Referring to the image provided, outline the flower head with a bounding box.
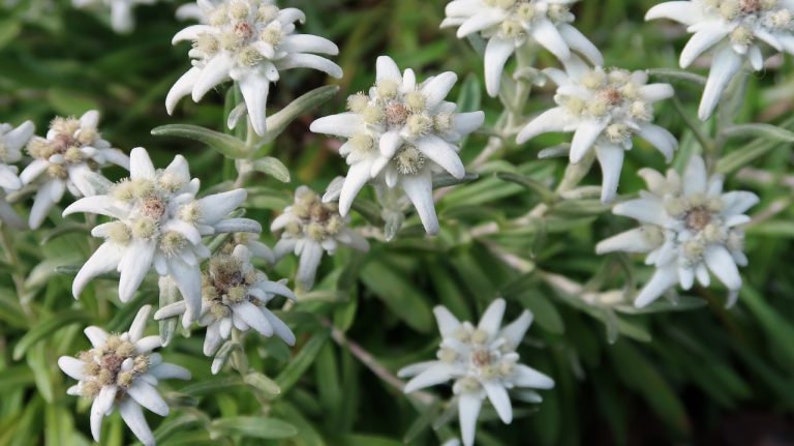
[19,110,129,229]
[516,57,677,202]
[271,185,369,290]
[310,56,484,234]
[398,298,554,446]
[63,147,260,325]
[441,0,602,96]
[596,155,758,308]
[72,0,158,33]
[154,243,295,362]
[646,0,794,120]
[0,120,35,227]
[58,305,191,446]
[166,0,342,136]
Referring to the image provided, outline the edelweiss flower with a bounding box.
[441,0,602,96]
[398,298,554,446]
[19,110,129,229]
[58,305,191,446]
[271,186,369,290]
[646,0,794,120]
[154,243,295,361]
[0,120,35,228]
[516,57,677,202]
[166,0,342,136]
[596,155,758,307]
[63,147,260,324]
[310,56,484,234]
[72,0,157,33]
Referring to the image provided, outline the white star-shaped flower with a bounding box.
[516,56,678,202]
[441,0,602,96]
[154,243,296,364]
[596,155,758,307]
[63,147,261,325]
[72,0,158,33]
[0,120,35,228]
[646,0,794,120]
[58,305,191,446]
[399,298,554,446]
[19,110,129,229]
[166,0,342,136]
[310,56,484,234]
[271,185,369,290]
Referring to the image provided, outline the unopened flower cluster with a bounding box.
[597,155,758,308]
[399,299,554,446]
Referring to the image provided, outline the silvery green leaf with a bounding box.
[252,157,290,182]
[259,85,339,146]
[151,124,249,159]
[209,416,297,440]
[244,372,281,397]
[646,68,706,85]
[722,123,794,143]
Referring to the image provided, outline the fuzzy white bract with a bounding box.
[310,56,484,234]
[58,305,190,446]
[441,0,602,96]
[63,147,261,325]
[154,243,295,363]
[646,0,794,120]
[72,0,157,33]
[596,155,758,308]
[0,120,35,228]
[271,186,369,290]
[398,298,554,446]
[516,57,678,202]
[166,0,342,136]
[19,110,129,229]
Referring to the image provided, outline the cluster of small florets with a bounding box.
[559,67,655,146]
[202,252,261,307]
[480,0,574,39]
[280,187,345,242]
[26,116,107,180]
[705,0,793,45]
[193,0,285,67]
[75,334,151,398]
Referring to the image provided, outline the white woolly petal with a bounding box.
[58,356,87,380]
[280,34,339,55]
[645,1,701,25]
[721,191,759,215]
[433,306,461,337]
[135,336,162,353]
[397,360,438,378]
[19,158,48,185]
[91,386,117,442]
[310,113,362,138]
[262,309,296,345]
[453,111,485,136]
[149,362,191,380]
[680,26,728,68]
[704,244,742,290]
[456,9,504,37]
[516,107,570,144]
[238,71,271,136]
[613,198,668,226]
[639,83,675,102]
[403,364,458,393]
[635,266,679,308]
[477,298,505,335]
[127,381,168,416]
[379,130,403,158]
[129,305,152,342]
[118,241,156,302]
[72,241,125,297]
[483,37,515,97]
[595,143,625,203]
[84,326,109,348]
[531,19,570,61]
[278,54,343,78]
[679,265,695,290]
[29,180,64,229]
[596,228,659,254]
[637,123,677,162]
[166,67,202,114]
[696,263,711,287]
[129,147,156,180]
[198,189,247,224]
[499,310,533,348]
[339,161,371,216]
[235,301,275,337]
[119,399,155,446]
[458,393,483,446]
[168,258,203,327]
[699,47,742,120]
[400,171,438,235]
[483,381,512,424]
[192,53,232,101]
[415,135,465,179]
[683,155,707,196]
[421,71,457,108]
[570,120,606,163]
[297,241,324,289]
[153,301,186,320]
[376,55,401,82]
[558,23,603,65]
[512,364,555,389]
